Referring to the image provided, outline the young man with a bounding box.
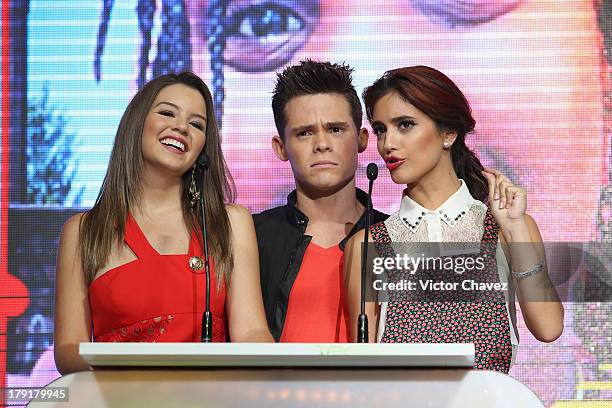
[254,60,387,342]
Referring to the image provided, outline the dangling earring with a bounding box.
[188,164,200,207]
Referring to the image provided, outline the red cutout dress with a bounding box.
[89,214,227,342]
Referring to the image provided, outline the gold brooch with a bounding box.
[189,256,204,271]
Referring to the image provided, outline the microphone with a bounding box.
[198,153,213,342]
[198,153,209,169]
[366,163,378,182]
[357,163,378,343]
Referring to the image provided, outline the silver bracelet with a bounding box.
[512,261,544,280]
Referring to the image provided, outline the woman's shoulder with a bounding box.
[224,203,251,219]
[224,204,255,231]
[61,212,87,239]
[351,228,366,242]
[58,212,91,262]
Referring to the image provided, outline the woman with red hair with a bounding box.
[344,66,564,372]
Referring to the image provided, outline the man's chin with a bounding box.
[297,175,355,197]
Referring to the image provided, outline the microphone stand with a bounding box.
[357,163,378,343]
[198,154,213,342]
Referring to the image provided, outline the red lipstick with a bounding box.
[385,156,405,171]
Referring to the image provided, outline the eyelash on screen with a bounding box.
[231,4,302,38]
[409,0,522,28]
[220,0,320,73]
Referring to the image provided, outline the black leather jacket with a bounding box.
[253,189,388,341]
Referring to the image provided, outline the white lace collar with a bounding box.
[399,179,476,232]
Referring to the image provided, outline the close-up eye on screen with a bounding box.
[221,0,319,72]
[1,0,610,406]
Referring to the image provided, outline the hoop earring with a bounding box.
[188,165,201,207]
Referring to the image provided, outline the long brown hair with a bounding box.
[363,66,488,202]
[80,72,235,286]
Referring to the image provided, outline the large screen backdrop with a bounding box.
[2,0,611,406]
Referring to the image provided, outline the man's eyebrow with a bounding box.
[153,101,207,122]
[324,121,350,128]
[291,124,314,134]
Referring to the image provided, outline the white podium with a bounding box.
[31,343,543,407]
[80,342,475,367]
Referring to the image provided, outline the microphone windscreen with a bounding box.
[198,153,210,169]
[366,163,378,181]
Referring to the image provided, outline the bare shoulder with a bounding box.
[225,204,253,223]
[60,212,86,245]
[350,229,366,244]
[224,204,255,236]
[57,213,87,285]
[345,229,372,254]
[64,212,85,231]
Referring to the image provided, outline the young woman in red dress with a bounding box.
[54,72,273,375]
[344,66,564,372]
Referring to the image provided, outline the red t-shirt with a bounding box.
[279,242,349,342]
